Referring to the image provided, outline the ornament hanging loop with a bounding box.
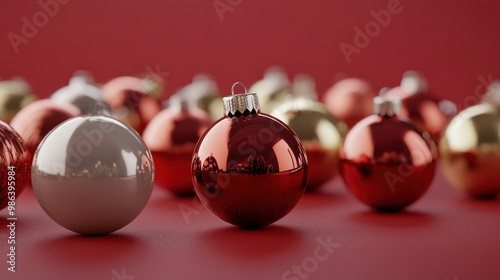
[231,82,248,96]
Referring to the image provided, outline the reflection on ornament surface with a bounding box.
[0,121,30,210]
[340,111,437,211]
[440,102,500,198]
[143,106,212,196]
[32,116,154,235]
[192,113,308,228]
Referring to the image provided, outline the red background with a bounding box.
[1,0,500,102]
[1,1,500,280]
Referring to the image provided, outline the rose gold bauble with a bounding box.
[323,78,375,128]
[143,97,212,196]
[10,100,80,163]
[102,76,162,133]
[340,96,437,212]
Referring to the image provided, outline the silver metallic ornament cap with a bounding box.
[373,96,400,117]
[223,82,260,120]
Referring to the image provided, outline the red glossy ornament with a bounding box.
[10,100,80,163]
[0,120,30,210]
[192,82,308,228]
[101,76,162,134]
[143,95,213,196]
[323,78,375,128]
[340,96,438,211]
[385,71,447,142]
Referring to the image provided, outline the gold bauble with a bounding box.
[440,99,500,198]
[272,97,347,191]
[0,79,36,123]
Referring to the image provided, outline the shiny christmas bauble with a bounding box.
[32,116,154,235]
[192,82,308,228]
[340,96,437,211]
[143,96,212,196]
[0,121,30,210]
[440,82,500,198]
[102,76,162,134]
[10,100,80,163]
[0,79,36,123]
[51,71,111,115]
[385,71,447,142]
[323,78,375,128]
[271,97,346,191]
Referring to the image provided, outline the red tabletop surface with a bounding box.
[1,165,499,280]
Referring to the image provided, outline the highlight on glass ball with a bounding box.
[271,83,346,192]
[340,93,438,212]
[0,121,30,210]
[143,92,213,196]
[31,115,155,235]
[440,81,500,199]
[192,82,308,228]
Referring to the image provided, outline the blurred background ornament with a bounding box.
[164,74,222,121]
[440,81,500,199]
[192,82,308,228]
[271,94,346,192]
[340,94,437,211]
[0,121,30,210]
[32,116,154,235]
[292,74,319,101]
[249,66,292,113]
[51,71,111,115]
[102,75,162,134]
[143,93,213,196]
[141,72,164,100]
[385,71,447,142]
[10,100,80,166]
[323,77,375,128]
[0,78,37,123]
